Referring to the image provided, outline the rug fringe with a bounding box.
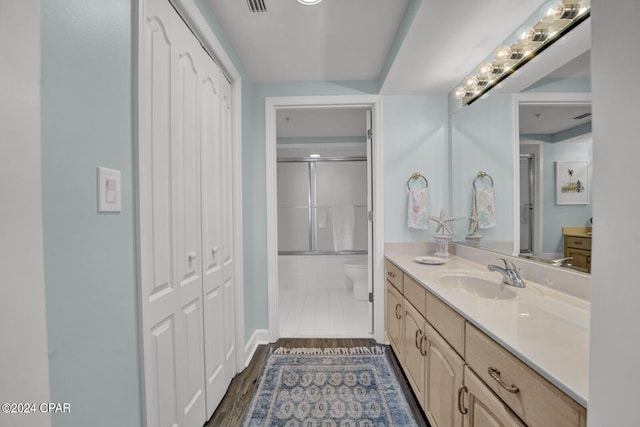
[273,346,385,355]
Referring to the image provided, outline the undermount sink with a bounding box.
[433,271,518,300]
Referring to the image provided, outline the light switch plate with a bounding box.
[98,167,122,212]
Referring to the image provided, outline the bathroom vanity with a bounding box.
[384,250,588,427]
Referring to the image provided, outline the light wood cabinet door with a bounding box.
[461,366,525,427]
[385,280,403,359]
[423,322,465,427]
[403,300,427,405]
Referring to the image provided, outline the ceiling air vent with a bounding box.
[246,0,267,13]
[573,113,592,120]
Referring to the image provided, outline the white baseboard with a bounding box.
[244,329,269,368]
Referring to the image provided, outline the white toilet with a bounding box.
[344,260,368,301]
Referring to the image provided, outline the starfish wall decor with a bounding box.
[429,208,455,235]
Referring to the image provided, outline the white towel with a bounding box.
[332,205,355,251]
[407,188,429,230]
[475,187,497,229]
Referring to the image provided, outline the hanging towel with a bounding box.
[407,188,429,230]
[332,205,355,251]
[317,207,328,229]
[468,193,479,234]
[475,187,497,229]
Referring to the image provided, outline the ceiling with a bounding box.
[207,0,410,83]
[205,0,592,137]
[204,0,551,94]
[519,104,591,135]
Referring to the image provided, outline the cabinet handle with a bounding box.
[415,329,423,350]
[395,303,401,320]
[419,335,428,356]
[387,271,395,278]
[488,367,520,393]
[457,385,468,415]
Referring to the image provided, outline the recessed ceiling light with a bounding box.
[309,154,321,158]
[297,0,322,5]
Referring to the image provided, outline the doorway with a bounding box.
[276,108,371,337]
[265,96,384,343]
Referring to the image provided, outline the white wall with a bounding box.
[0,1,52,426]
[588,1,640,425]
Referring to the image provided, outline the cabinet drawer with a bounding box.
[385,260,403,292]
[565,248,591,271]
[404,274,426,317]
[426,292,465,356]
[564,236,591,250]
[465,324,586,427]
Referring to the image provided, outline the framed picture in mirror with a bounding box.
[556,161,589,205]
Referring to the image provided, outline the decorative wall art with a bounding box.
[556,161,589,205]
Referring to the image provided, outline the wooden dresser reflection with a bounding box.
[563,226,592,273]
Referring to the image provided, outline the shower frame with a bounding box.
[277,155,367,255]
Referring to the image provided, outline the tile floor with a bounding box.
[279,288,372,338]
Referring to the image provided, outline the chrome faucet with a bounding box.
[487,258,525,288]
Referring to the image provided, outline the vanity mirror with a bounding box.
[450,15,592,274]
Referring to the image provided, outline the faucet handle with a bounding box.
[497,257,517,270]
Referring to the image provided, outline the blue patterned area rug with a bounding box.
[242,346,419,427]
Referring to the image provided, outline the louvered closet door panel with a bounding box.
[219,77,236,385]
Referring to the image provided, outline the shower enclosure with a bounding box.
[277,155,368,255]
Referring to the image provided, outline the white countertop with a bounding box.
[385,251,590,407]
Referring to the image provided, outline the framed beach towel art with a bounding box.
[556,161,589,205]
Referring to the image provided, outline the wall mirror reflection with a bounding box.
[451,17,592,274]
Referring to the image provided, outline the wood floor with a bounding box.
[206,338,430,427]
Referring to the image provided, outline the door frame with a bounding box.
[265,95,385,343]
[519,143,542,256]
[134,0,245,423]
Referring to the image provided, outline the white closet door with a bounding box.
[219,76,237,387]
[140,0,209,425]
[200,55,229,418]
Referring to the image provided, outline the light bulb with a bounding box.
[453,87,467,100]
[477,62,494,78]
[522,27,549,43]
[552,4,580,20]
[463,75,479,91]
[494,45,512,63]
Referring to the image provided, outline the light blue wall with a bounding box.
[41,1,141,426]
[383,95,449,241]
[451,94,515,243]
[541,138,593,253]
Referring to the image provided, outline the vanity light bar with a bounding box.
[453,1,590,106]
